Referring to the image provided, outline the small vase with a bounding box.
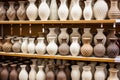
[81,38,93,57]
[28,38,35,54]
[0,2,6,21]
[21,37,28,53]
[29,65,36,80]
[36,66,45,80]
[10,64,18,80]
[58,0,68,20]
[0,37,3,51]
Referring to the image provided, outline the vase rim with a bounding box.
[109,38,118,40]
[71,65,79,69]
[109,68,119,72]
[20,64,26,67]
[96,66,104,69]
[83,66,91,70]
[37,37,45,40]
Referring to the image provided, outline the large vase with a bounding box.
[0,2,6,21]
[29,65,36,80]
[26,0,38,21]
[36,66,45,80]
[28,38,35,54]
[21,37,28,53]
[93,0,108,20]
[38,0,50,20]
[58,0,68,20]
[10,64,18,80]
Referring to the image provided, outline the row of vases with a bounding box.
[0,0,120,21]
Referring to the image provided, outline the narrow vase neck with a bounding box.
[84,28,91,33]
[85,1,91,7]
[41,0,46,2]
[49,28,55,34]
[60,0,67,4]
[9,2,14,8]
[61,28,67,33]
[38,38,44,43]
[72,28,79,33]
[97,29,104,34]
[19,1,25,7]
[111,0,118,8]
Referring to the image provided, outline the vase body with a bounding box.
[12,38,21,52]
[81,38,93,57]
[108,0,120,19]
[28,38,35,54]
[29,65,36,80]
[69,0,74,20]
[99,63,107,79]
[93,0,108,20]
[36,66,45,80]
[10,64,18,80]
[70,37,80,56]
[21,38,28,53]
[36,37,46,55]
[26,0,38,21]
[58,0,68,20]
[0,2,6,21]
[83,1,93,20]
[17,1,26,20]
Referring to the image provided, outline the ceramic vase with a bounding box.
[70,37,80,56]
[29,65,36,80]
[100,63,107,79]
[0,37,3,51]
[28,38,35,54]
[71,0,82,20]
[46,37,58,55]
[35,37,46,55]
[17,1,26,20]
[83,0,93,20]
[36,66,45,80]
[81,38,93,57]
[21,37,28,53]
[0,2,6,21]
[38,0,50,20]
[26,0,38,21]
[10,64,18,80]
[93,0,108,20]
[69,0,74,20]
[58,0,68,20]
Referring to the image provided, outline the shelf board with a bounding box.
[0,20,116,24]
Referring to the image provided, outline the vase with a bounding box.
[94,28,106,45]
[0,2,6,21]
[81,38,93,57]
[70,37,80,56]
[46,37,58,55]
[28,38,35,54]
[107,38,119,58]
[19,65,28,80]
[116,64,120,79]
[93,0,108,20]
[36,66,45,80]
[94,66,105,80]
[49,0,58,20]
[100,63,108,79]
[0,37,3,51]
[70,0,82,20]
[77,62,85,75]
[71,65,80,80]
[94,38,106,57]
[26,0,38,21]
[64,63,71,80]
[58,28,69,44]
[21,37,28,53]
[17,1,26,20]
[69,0,74,20]
[83,0,93,20]
[107,68,119,80]
[10,64,18,80]
[29,65,36,80]
[82,66,92,80]
[38,0,50,20]
[58,0,68,20]
[35,37,46,55]
[108,0,120,19]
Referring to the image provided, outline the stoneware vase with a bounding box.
[29,65,36,80]
[93,0,108,20]
[0,2,6,21]
[21,37,28,53]
[10,64,18,80]
[58,0,68,20]
[38,0,50,20]
[26,0,38,21]
[36,66,45,80]
[28,38,35,54]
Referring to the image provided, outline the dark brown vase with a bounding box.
[64,63,71,80]
[107,38,119,58]
[10,64,18,80]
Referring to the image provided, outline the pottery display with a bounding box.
[21,37,28,53]
[10,64,18,80]
[29,65,36,80]
[28,38,35,54]
[0,2,6,21]
[36,66,45,80]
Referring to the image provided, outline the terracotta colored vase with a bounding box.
[10,64,18,80]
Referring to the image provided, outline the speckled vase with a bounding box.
[0,2,6,21]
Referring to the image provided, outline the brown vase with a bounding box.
[10,64,18,80]
[64,63,71,80]
[0,37,3,51]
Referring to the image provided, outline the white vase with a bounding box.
[28,38,35,54]
[70,37,80,56]
[69,0,74,20]
[71,0,82,20]
[83,1,93,20]
[35,37,46,55]
[21,38,28,53]
[46,37,58,55]
[38,0,50,20]
[19,65,28,80]
[93,0,108,20]
[58,0,68,20]
[36,66,45,80]
[100,63,107,79]
[0,2,6,21]
[94,66,105,80]
[26,0,38,21]
[29,65,36,80]
[49,0,58,20]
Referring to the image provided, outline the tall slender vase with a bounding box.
[69,0,74,20]
[36,66,45,80]
[29,65,36,80]
[10,64,18,80]
[0,2,6,21]
[28,38,35,54]
[21,37,28,53]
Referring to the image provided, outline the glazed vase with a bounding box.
[19,65,28,80]
[71,65,80,80]
[59,38,69,55]
[70,37,80,56]
[94,28,106,45]
[36,66,45,80]
[35,37,46,55]
[0,37,3,51]
[17,1,26,20]
[49,0,58,20]
[10,64,18,80]
[7,1,16,20]
[69,0,74,20]
[46,37,58,55]
[29,65,36,80]
[107,38,119,58]
[93,0,108,20]
[28,38,35,54]
[108,0,120,19]
[38,0,50,20]
[81,38,93,57]
[58,0,68,20]
[26,0,38,21]
[64,63,71,80]
[71,0,82,20]
[21,38,28,53]
[0,2,6,21]
[83,0,93,20]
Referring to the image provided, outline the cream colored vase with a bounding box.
[28,38,35,54]
[21,38,28,53]
[29,65,36,80]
